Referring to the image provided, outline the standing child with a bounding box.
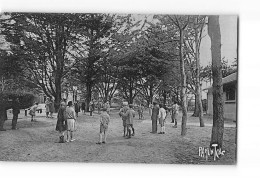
[158,104,167,134]
[29,103,38,122]
[65,101,77,142]
[96,108,110,144]
[119,102,129,137]
[45,97,50,118]
[171,101,179,128]
[122,104,135,138]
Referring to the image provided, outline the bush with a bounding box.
[0,91,35,110]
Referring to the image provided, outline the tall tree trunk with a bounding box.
[179,29,188,136]
[208,15,224,148]
[55,77,62,112]
[192,95,199,116]
[195,24,205,127]
[86,82,92,112]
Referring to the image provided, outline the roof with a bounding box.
[203,72,237,90]
[222,72,237,84]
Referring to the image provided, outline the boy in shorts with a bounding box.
[96,108,110,144]
[119,102,129,137]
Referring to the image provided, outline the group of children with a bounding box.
[55,100,179,144]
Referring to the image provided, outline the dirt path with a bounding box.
[0,109,236,164]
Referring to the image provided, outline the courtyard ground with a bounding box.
[0,109,237,164]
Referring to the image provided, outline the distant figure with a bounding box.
[137,104,144,120]
[49,98,55,118]
[74,101,79,117]
[45,97,50,118]
[119,102,129,137]
[171,101,179,128]
[96,108,110,144]
[151,101,159,133]
[29,103,38,122]
[97,101,101,114]
[158,104,167,134]
[122,104,135,138]
[149,103,153,116]
[56,102,67,143]
[89,100,94,116]
[11,98,20,130]
[65,101,76,142]
[104,101,110,115]
[81,101,86,115]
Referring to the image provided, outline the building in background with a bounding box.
[204,72,237,121]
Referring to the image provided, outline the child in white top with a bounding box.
[158,104,167,134]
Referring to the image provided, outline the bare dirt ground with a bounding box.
[0,109,236,164]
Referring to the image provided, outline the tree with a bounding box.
[184,16,206,126]
[71,14,114,109]
[166,15,190,136]
[208,15,224,148]
[0,91,35,130]
[1,13,86,111]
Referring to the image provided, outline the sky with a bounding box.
[200,15,238,67]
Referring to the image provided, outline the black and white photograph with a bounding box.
[0,0,259,178]
[0,12,237,164]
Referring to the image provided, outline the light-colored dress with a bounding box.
[66,107,76,131]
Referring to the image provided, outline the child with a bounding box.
[158,104,167,134]
[29,103,38,122]
[65,101,77,142]
[119,102,129,137]
[97,108,110,144]
[171,101,179,128]
[122,104,135,138]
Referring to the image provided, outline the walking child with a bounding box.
[96,108,110,144]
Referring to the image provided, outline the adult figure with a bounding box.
[55,102,67,143]
[81,101,86,115]
[151,101,159,133]
[45,97,50,118]
[171,101,179,128]
[65,101,77,142]
[11,98,20,130]
[75,101,79,117]
[119,102,129,137]
[49,98,55,118]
